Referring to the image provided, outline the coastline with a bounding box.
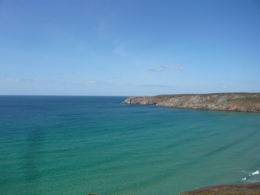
[123,93,260,113]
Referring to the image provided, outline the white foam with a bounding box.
[252,170,259,175]
[242,177,247,181]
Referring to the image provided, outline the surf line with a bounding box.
[242,169,260,181]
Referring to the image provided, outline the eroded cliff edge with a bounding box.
[123,93,260,113]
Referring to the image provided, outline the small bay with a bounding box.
[0,96,260,195]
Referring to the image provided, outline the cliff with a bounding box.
[179,182,260,195]
[123,93,260,113]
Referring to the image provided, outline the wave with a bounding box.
[252,170,260,175]
[242,169,260,181]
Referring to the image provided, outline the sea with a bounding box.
[0,96,260,195]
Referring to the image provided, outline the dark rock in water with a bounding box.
[122,93,260,113]
[180,182,260,195]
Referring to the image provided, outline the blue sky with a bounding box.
[0,0,260,96]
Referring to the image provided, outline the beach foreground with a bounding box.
[88,182,260,195]
[123,93,260,113]
[180,182,260,195]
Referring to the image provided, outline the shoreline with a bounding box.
[123,93,260,113]
[179,182,260,195]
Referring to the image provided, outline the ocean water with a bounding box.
[0,96,260,195]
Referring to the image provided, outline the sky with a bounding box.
[0,0,260,96]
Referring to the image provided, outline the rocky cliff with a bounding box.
[123,93,260,113]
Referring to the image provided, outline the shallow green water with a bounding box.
[0,96,259,195]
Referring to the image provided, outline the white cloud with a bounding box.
[22,78,56,83]
[167,65,184,69]
[72,80,97,85]
[139,84,176,88]
[148,67,164,72]
[106,76,120,80]
[2,78,20,82]
[148,64,184,72]
[0,77,57,84]
[24,78,43,83]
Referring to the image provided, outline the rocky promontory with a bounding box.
[123,93,260,113]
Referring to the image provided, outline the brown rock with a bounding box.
[180,182,260,195]
[123,93,260,113]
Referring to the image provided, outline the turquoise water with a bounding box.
[0,96,260,195]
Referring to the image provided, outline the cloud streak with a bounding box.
[1,77,56,84]
[3,78,20,82]
[71,80,97,85]
[167,65,184,69]
[1,76,101,86]
[148,67,164,72]
[1,77,65,85]
[138,84,177,88]
[148,65,184,72]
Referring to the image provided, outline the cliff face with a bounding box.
[123,93,260,113]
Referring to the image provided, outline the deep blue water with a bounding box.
[0,96,260,195]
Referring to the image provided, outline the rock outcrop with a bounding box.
[180,182,260,195]
[123,93,260,113]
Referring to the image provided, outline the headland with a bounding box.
[123,93,260,113]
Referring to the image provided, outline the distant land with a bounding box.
[123,93,260,113]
